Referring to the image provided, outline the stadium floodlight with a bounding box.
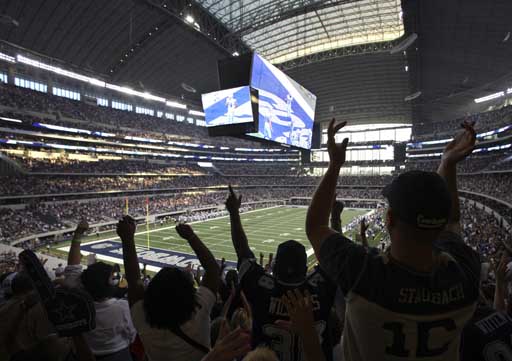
[105,83,166,102]
[17,55,106,87]
[15,52,191,112]
[185,15,195,24]
[165,100,187,109]
[0,52,15,63]
[189,110,205,117]
[474,91,504,104]
[507,88,512,94]
[197,162,213,167]
[232,51,240,57]
[0,116,22,123]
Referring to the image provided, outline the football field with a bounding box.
[56,206,371,270]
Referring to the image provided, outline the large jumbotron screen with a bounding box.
[201,86,254,127]
[249,53,317,149]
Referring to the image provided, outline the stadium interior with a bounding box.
[0,0,511,360]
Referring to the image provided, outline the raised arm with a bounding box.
[437,121,476,235]
[282,289,326,361]
[494,253,510,313]
[225,185,253,260]
[117,216,144,306]
[176,223,220,294]
[67,221,89,266]
[359,218,369,249]
[330,198,344,234]
[306,119,348,258]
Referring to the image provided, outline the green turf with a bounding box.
[52,206,371,264]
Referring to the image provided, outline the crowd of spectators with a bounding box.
[6,155,206,175]
[215,163,300,176]
[0,85,287,150]
[0,120,511,361]
[405,151,512,173]
[0,172,391,196]
[412,104,512,140]
[0,186,386,242]
[459,173,512,204]
[2,61,512,361]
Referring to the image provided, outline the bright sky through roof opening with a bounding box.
[195,0,404,63]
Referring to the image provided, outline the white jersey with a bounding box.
[319,231,480,361]
[226,97,236,112]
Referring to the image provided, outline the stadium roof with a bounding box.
[404,0,512,123]
[195,0,404,63]
[0,0,510,126]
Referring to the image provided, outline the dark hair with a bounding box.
[12,272,34,295]
[144,267,197,330]
[225,269,238,289]
[80,262,114,301]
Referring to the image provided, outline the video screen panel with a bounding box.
[201,86,254,127]
[249,53,317,149]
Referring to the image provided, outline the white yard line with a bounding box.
[59,206,371,263]
[59,206,285,262]
[78,205,284,246]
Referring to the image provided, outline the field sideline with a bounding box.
[55,206,371,269]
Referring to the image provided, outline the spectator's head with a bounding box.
[11,272,33,296]
[274,240,307,284]
[382,171,451,244]
[230,307,252,331]
[1,272,17,299]
[225,269,238,289]
[242,347,279,361]
[80,262,115,301]
[144,267,197,330]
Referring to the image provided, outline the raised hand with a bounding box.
[72,220,89,242]
[76,220,89,235]
[205,327,251,361]
[495,253,511,286]
[327,118,349,168]
[442,121,477,166]
[360,218,369,235]
[281,289,315,336]
[225,185,242,214]
[116,215,136,241]
[332,199,344,216]
[175,223,196,240]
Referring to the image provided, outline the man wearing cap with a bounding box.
[225,186,336,361]
[306,119,481,361]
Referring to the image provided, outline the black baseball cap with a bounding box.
[274,240,307,284]
[382,170,451,229]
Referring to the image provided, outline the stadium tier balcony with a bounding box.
[412,105,512,140]
[0,84,296,152]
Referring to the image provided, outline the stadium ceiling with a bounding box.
[404,0,512,123]
[0,0,242,103]
[287,51,411,125]
[1,0,510,127]
[195,0,404,64]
